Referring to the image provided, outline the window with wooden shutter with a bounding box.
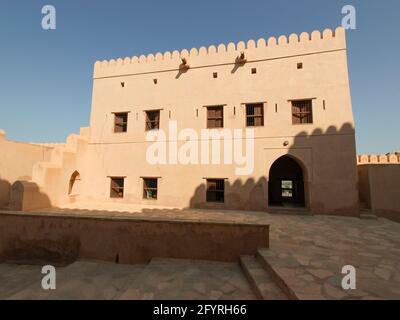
[207,106,224,128]
[143,178,158,199]
[246,103,264,127]
[110,177,125,198]
[145,110,160,131]
[291,100,313,124]
[206,179,225,202]
[114,113,128,133]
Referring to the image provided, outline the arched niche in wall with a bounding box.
[68,171,81,196]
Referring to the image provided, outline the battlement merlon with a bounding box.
[93,27,347,79]
[358,154,400,165]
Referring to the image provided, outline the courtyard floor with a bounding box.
[0,259,255,300]
[1,203,400,299]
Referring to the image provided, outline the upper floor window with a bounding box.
[110,177,125,198]
[145,110,160,131]
[246,103,264,127]
[207,106,224,128]
[292,100,313,124]
[114,112,128,133]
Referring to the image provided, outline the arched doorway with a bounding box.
[268,156,305,208]
[68,171,81,196]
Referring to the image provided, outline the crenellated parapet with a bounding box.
[357,154,400,165]
[94,27,346,79]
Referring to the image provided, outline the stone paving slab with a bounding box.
[0,264,43,299]
[117,258,256,300]
[0,259,256,300]
[3,261,146,300]
[262,216,400,300]
[258,247,393,300]
[258,249,333,300]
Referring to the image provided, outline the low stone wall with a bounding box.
[0,211,269,265]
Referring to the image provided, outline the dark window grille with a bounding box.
[145,110,160,131]
[246,103,264,127]
[292,100,313,124]
[143,178,158,199]
[206,179,225,203]
[110,177,124,198]
[207,106,224,128]
[114,113,128,133]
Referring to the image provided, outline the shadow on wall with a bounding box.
[287,122,358,215]
[24,122,356,216]
[185,122,358,215]
[0,176,52,211]
[0,123,358,216]
[0,176,11,209]
[189,177,268,211]
[9,180,51,211]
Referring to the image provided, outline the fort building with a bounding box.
[0,27,370,216]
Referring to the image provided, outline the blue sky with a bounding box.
[0,0,399,154]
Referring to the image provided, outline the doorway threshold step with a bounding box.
[267,207,312,216]
[239,255,288,300]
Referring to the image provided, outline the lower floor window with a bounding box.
[143,178,158,199]
[206,179,225,203]
[110,177,125,198]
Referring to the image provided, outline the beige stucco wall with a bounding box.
[80,27,358,215]
[357,156,400,222]
[27,129,89,209]
[0,131,53,208]
[0,128,89,210]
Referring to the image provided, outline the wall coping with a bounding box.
[0,209,269,227]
